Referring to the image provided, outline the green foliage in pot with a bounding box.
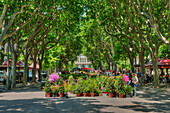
[75,77,84,94]
[43,77,52,94]
[100,76,108,87]
[88,78,98,93]
[83,80,90,93]
[64,84,69,94]
[125,85,133,94]
[105,77,116,94]
[50,85,56,94]
[58,77,64,94]
[115,76,125,95]
[68,75,75,85]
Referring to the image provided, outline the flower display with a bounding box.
[49,73,59,83]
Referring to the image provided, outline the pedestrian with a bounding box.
[137,70,141,85]
[131,73,138,97]
[128,70,132,80]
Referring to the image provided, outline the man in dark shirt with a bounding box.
[137,70,141,85]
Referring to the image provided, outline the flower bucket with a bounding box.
[91,93,95,97]
[77,93,81,97]
[109,93,113,98]
[119,94,124,98]
[83,93,87,97]
[46,93,51,98]
[59,93,63,97]
[100,93,103,96]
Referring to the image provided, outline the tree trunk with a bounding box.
[38,60,42,82]
[99,61,103,70]
[139,51,145,77]
[23,55,28,85]
[11,55,17,89]
[32,59,37,83]
[107,62,110,70]
[129,58,134,73]
[152,56,160,88]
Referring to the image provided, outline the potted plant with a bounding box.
[105,77,116,98]
[54,85,59,97]
[75,77,84,97]
[51,85,56,97]
[68,84,73,93]
[64,84,69,98]
[125,85,133,97]
[44,85,52,97]
[43,78,52,97]
[89,79,97,97]
[83,87,89,97]
[59,78,64,97]
[115,76,125,98]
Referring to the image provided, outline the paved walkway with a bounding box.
[0,84,170,113]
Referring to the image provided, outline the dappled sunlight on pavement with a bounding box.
[0,85,169,113]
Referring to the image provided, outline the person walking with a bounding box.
[131,73,138,97]
[137,70,141,85]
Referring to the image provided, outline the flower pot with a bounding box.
[83,93,87,97]
[69,91,72,94]
[59,93,63,97]
[46,93,51,98]
[77,93,81,97]
[100,93,103,96]
[119,94,124,98]
[91,93,95,97]
[109,93,113,98]
[88,93,91,96]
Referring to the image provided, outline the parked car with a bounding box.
[0,71,7,85]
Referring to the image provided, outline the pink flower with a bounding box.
[48,73,60,83]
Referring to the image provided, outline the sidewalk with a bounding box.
[0,84,169,113]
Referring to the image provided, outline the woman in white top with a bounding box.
[132,73,138,96]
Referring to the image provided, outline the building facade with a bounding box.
[75,54,91,68]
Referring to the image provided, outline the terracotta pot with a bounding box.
[69,91,72,93]
[100,93,103,96]
[46,93,51,98]
[83,93,87,97]
[77,93,81,97]
[91,93,95,97]
[109,93,113,98]
[59,93,63,97]
[119,94,124,98]
[88,93,91,96]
